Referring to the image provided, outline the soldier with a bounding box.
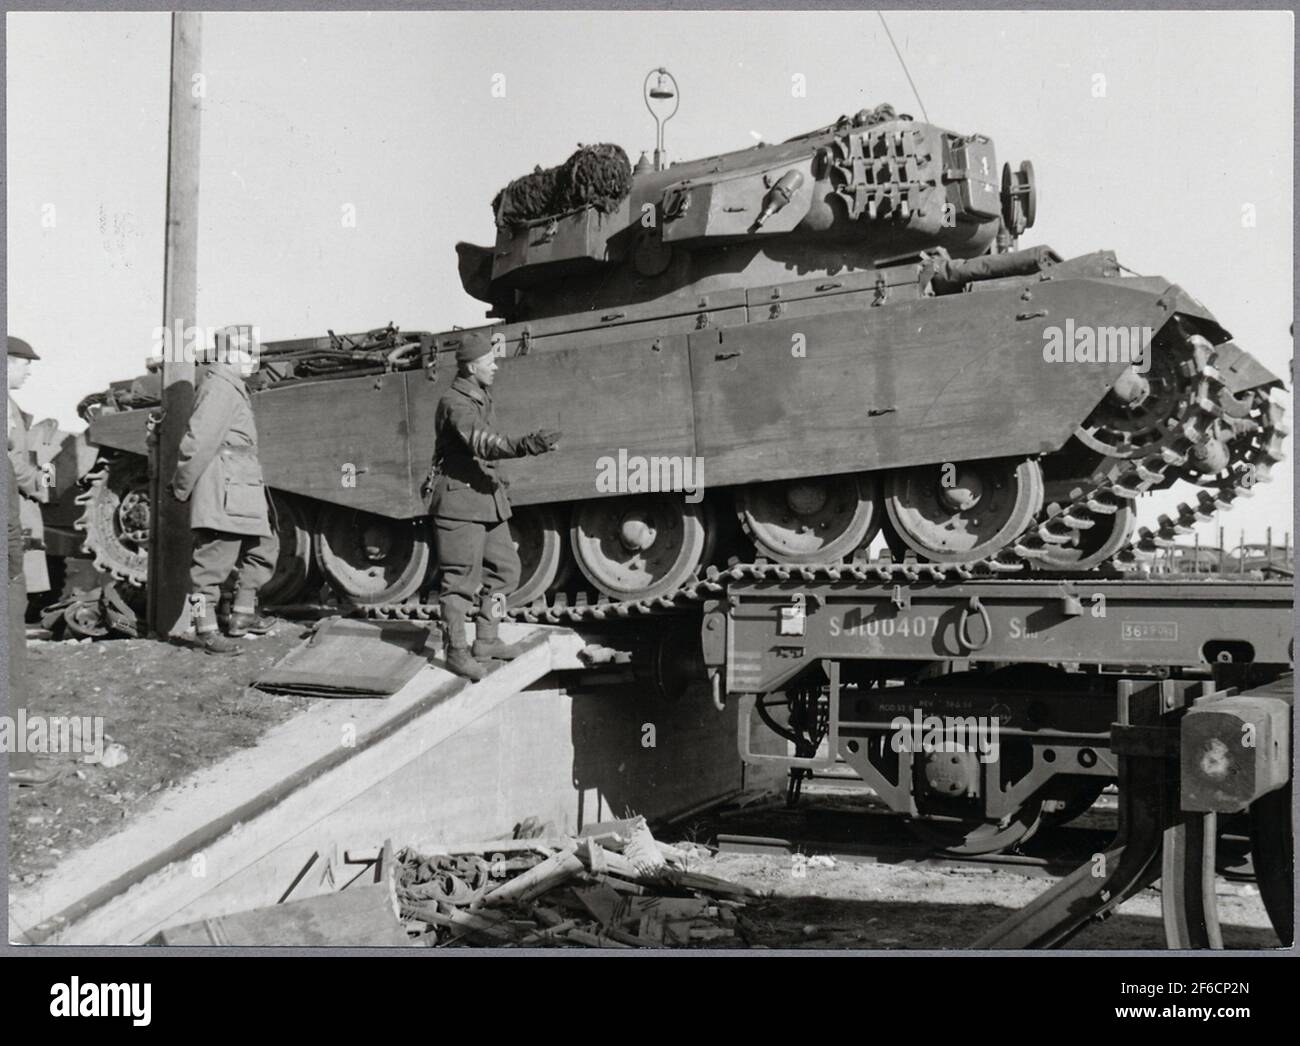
[7,336,59,787]
[7,336,53,599]
[167,325,279,655]
[427,332,559,680]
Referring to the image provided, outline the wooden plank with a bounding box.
[154,879,408,947]
[254,618,432,696]
[482,851,583,907]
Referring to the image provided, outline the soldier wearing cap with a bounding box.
[426,330,560,680]
[7,335,59,787]
[7,336,53,599]
[167,325,279,655]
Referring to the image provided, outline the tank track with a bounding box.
[364,328,1285,627]
[73,453,151,586]
[1016,329,1287,566]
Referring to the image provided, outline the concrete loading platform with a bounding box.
[9,623,780,945]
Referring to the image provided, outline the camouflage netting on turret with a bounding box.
[841,103,898,129]
[493,144,633,228]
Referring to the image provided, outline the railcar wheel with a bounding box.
[735,473,881,563]
[884,457,1044,563]
[906,802,1045,856]
[1249,784,1294,945]
[1035,502,1137,571]
[508,505,573,607]
[314,506,430,605]
[570,494,707,600]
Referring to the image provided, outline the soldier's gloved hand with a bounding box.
[166,482,190,504]
[522,430,562,455]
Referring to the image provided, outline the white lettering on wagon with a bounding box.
[1122,621,1179,642]
[828,613,940,639]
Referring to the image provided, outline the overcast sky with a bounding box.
[5,9,1294,541]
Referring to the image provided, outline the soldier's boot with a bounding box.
[471,599,527,661]
[216,589,234,634]
[441,610,486,682]
[191,595,244,657]
[200,631,244,656]
[228,591,277,638]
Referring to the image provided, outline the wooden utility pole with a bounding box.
[148,12,202,637]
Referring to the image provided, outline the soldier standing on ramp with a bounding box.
[168,325,279,655]
[427,331,559,680]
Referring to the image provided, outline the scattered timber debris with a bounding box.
[397,816,761,948]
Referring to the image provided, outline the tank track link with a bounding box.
[362,557,1098,626]
[73,454,151,586]
[1013,329,1286,568]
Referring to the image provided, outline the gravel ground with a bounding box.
[8,625,314,885]
[677,850,1276,950]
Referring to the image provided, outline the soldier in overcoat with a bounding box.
[7,336,52,596]
[7,336,59,787]
[168,326,279,654]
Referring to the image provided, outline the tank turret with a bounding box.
[457,105,1036,322]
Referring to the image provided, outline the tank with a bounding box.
[74,104,1288,610]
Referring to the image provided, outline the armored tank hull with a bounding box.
[76,107,1287,610]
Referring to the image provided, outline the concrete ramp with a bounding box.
[9,623,773,945]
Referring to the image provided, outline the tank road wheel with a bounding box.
[570,494,707,601]
[508,505,573,607]
[734,474,882,563]
[75,454,151,586]
[314,506,430,605]
[1034,502,1137,571]
[884,458,1044,563]
[261,493,316,606]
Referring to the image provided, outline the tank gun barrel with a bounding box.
[929,245,1060,291]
